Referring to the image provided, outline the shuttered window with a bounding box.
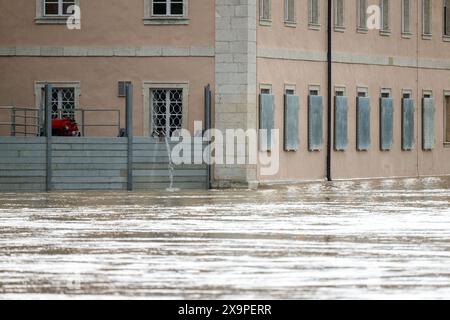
[334,0,345,30]
[358,0,368,30]
[380,0,390,33]
[260,0,271,21]
[422,0,432,37]
[309,0,320,26]
[444,0,450,36]
[402,0,411,34]
[285,0,296,23]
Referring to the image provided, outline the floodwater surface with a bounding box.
[0,177,449,299]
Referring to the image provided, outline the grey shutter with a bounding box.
[423,0,431,35]
[357,97,371,151]
[260,94,275,152]
[284,94,300,151]
[334,96,348,151]
[382,0,389,31]
[422,98,435,150]
[403,0,411,33]
[380,98,393,151]
[402,98,415,151]
[308,95,323,151]
[336,0,344,27]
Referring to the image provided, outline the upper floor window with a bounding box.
[44,0,74,16]
[444,0,450,38]
[380,0,391,35]
[308,0,320,29]
[144,0,188,25]
[260,0,272,24]
[334,0,345,31]
[285,0,296,25]
[422,0,432,39]
[402,0,412,37]
[357,0,368,32]
[35,0,80,24]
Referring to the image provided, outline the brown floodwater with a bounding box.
[0,177,449,299]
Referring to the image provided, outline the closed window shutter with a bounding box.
[359,0,367,28]
[335,0,344,27]
[382,0,390,31]
[423,0,431,35]
[403,0,411,33]
[445,0,450,35]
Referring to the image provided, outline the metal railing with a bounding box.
[0,106,41,136]
[0,106,122,137]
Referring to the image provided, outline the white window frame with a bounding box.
[309,84,321,96]
[35,0,80,24]
[402,0,413,38]
[260,84,273,95]
[422,0,432,39]
[335,85,346,96]
[357,0,368,33]
[285,84,297,95]
[357,86,369,98]
[334,0,346,32]
[380,0,391,36]
[144,0,189,25]
[142,82,189,137]
[380,88,392,98]
[284,0,297,26]
[423,89,433,98]
[260,0,272,25]
[402,89,413,99]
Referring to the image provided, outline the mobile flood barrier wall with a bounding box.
[0,136,209,192]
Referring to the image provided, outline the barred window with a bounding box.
[358,0,368,30]
[152,0,184,16]
[380,0,390,32]
[44,0,75,16]
[309,0,320,26]
[51,87,76,120]
[334,0,345,30]
[260,0,271,21]
[422,0,432,36]
[402,0,411,34]
[151,89,183,137]
[285,0,296,23]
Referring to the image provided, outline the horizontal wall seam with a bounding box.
[0,46,215,57]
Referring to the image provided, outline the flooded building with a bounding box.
[0,0,450,190]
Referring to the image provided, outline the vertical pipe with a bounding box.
[126,83,133,191]
[204,84,212,189]
[326,0,333,181]
[45,83,53,191]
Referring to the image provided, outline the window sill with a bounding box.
[284,21,297,28]
[143,17,189,25]
[443,36,450,42]
[35,17,70,24]
[380,30,391,36]
[445,142,450,148]
[259,20,272,26]
[308,24,321,31]
[401,32,413,39]
[357,27,368,34]
[422,34,432,40]
[334,26,346,33]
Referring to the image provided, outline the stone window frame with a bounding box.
[402,0,413,38]
[143,0,189,25]
[444,90,450,145]
[35,0,80,25]
[357,86,369,98]
[260,84,273,95]
[334,0,346,32]
[284,84,297,95]
[142,81,189,137]
[380,0,391,36]
[422,89,433,98]
[402,88,413,99]
[284,0,297,27]
[335,85,346,97]
[308,84,321,96]
[259,0,272,26]
[380,88,392,98]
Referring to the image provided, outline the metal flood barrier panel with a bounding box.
[334,96,348,151]
[0,137,209,192]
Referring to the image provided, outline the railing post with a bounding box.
[204,84,212,189]
[11,108,16,136]
[81,109,85,137]
[126,83,133,191]
[45,83,53,192]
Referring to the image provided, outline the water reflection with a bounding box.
[0,177,449,299]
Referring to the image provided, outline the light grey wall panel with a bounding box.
[334,96,348,151]
[308,95,323,151]
[402,98,415,151]
[380,98,394,151]
[284,94,300,151]
[357,97,371,151]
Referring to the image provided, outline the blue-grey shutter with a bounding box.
[308,95,323,151]
[334,96,348,151]
[422,97,435,150]
[284,94,299,151]
[260,94,275,151]
[402,98,415,151]
[380,98,394,151]
[357,97,371,151]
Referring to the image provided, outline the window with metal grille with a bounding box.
[51,87,75,120]
[285,0,296,24]
[309,0,319,26]
[151,89,183,137]
[444,0,450,36]
[334,0,345,30]
[422,0,432,37]
[44,0,75,16]
[357,0,368,30]
[260,0,271,21]
[380,0,390,33]
[402,0,412,35]
[152,0,184,16]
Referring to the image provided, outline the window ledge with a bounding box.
[284,21,297,28]
[401,32,413,39]
[380,30,391,36]
[308,23,321,31]
[35,17,70,25]
[334,26,346,33]
[443,36,450,42]
[357,27,368,34]
[422,33,432,40]
[445,142,450,148]
[259,20,272,26]
[143,17,189,25]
